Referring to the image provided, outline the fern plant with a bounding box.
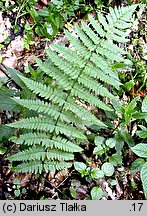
[6,5,138,174]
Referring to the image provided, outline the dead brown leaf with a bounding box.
[20,174,32,187]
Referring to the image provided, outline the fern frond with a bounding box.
[12,98,83,126]
[90,53,119,79]
[65,98,106,126]
[35,58,74,90]
[74,23,96,51]
[43,161,72,172]
[71,84,113,111]
[105,31,129,43]
[11,161,71,173]
[88,15,105,37]
[64,30,91,58]
[98,12,130,42]
[47,149,74,161]
[96,46,125,62]
[51,136,83,152]
[112,5,137,28]
[50,44,86,68]
[10,133,82,152]
[55,121,86,139]
[7,5,137,173]
[89,5,137,43]
[101,39,127,55]
[18,75,66,106]
[7,116,86,139]
[11,161,43,174]
[7,146,46,161]
[7,145,74,162]
[78,75,116,101]
[46,48,80,79]
[81,20,100,45]
[85,64,121,89]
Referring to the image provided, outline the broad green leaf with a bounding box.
[127,96,140,112]
[136,130,147,139]
[132,112,147,120]
[131,158,145,173]
[131,143,147,158]
[29,9,40,24]
[74,162,86,171]
[91,186,106,200]
[70,188,77,199]
[119,124,134,147]
[115,133,124,154]
[124,80,134,91]
[0,95,19,111]
[106,138,116,148]
[136,125,147,138]
[140,162,147,199]
[124,97,140,125]
[0,125,15,142]
[94,0,103,7]
[109,179,117,186]
[22,188,27,194]
[0,146,7,154]
[0,74,8,87]
[93,145,104,155]
[74,162,87,177]
[36,8,50,17]
[101,162,114,177]
[94,136,105,146]
[51,0,63,6]
[14,189,20,197]
[91,167,104,179]
[45,22,54,36]
[109,153,122,166]
[138,125,147,131]
[112,100,123,115]
[7,68,26,88]
[13,178,20,185]
[142,96,147,114]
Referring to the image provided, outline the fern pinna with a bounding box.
[7,5,137,174]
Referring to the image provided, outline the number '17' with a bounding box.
[132,203,143,211]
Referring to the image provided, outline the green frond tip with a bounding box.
[89,5,137,42]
